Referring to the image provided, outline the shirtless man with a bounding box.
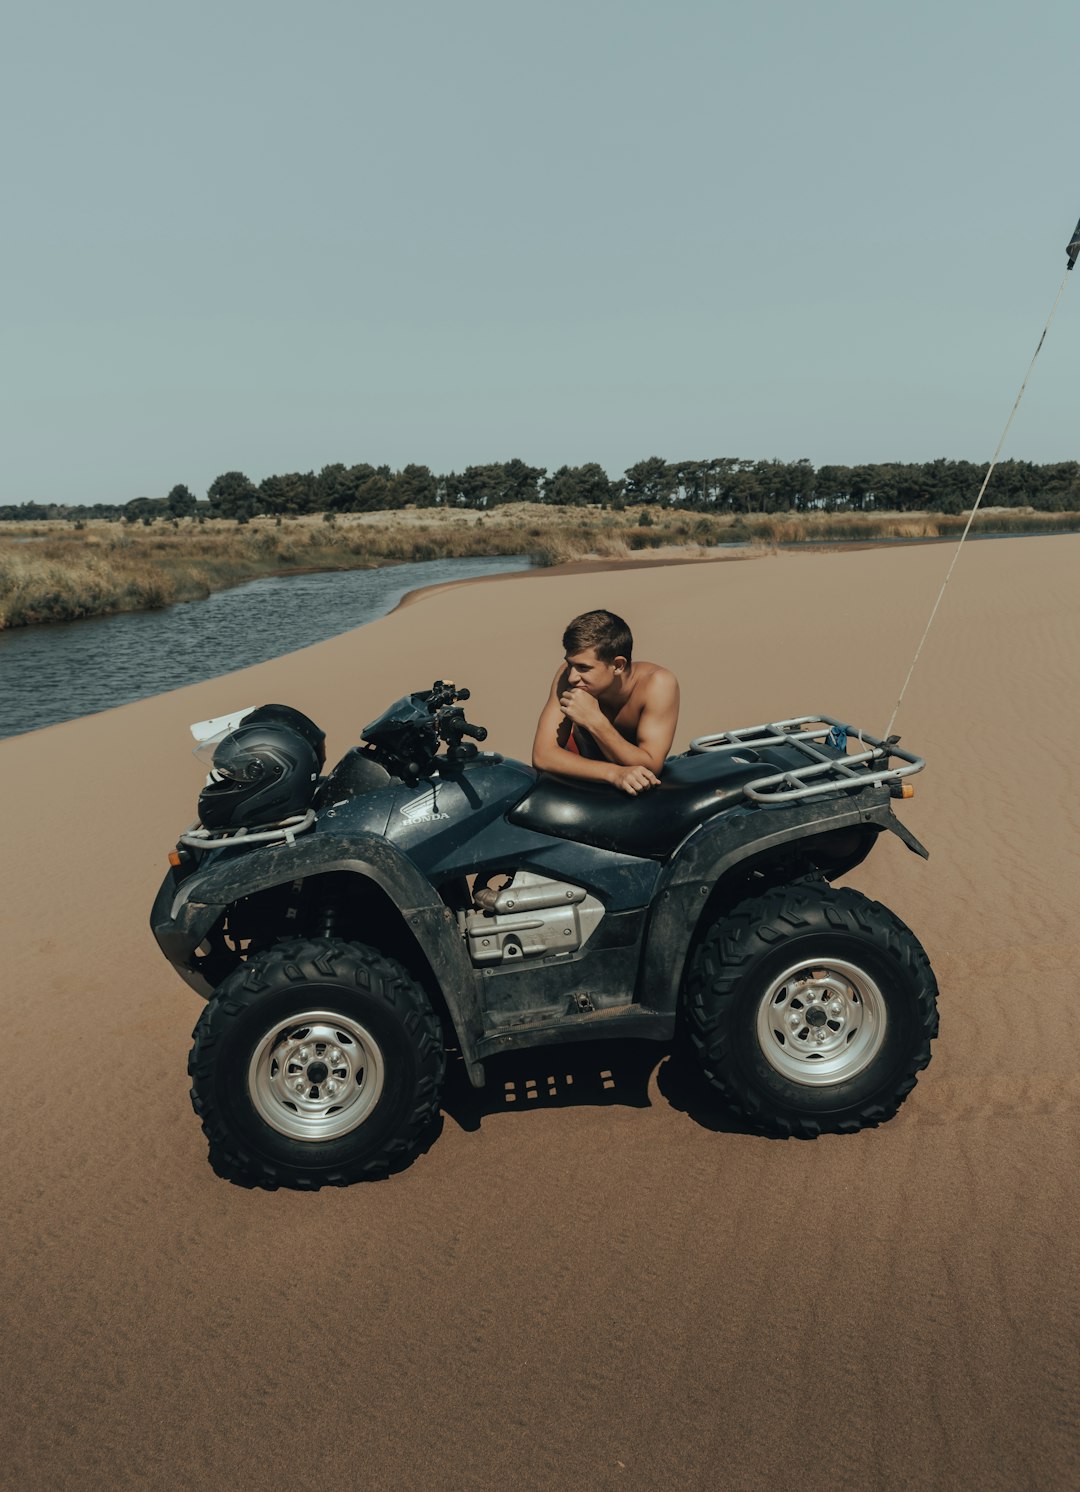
[531,609,680,795]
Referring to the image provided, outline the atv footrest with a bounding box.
[475,1005,673,1059]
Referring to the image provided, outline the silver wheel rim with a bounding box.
[755,958,887,1087]
[247,1009,386,1143]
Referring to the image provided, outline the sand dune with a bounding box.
[1,536,1078,1490]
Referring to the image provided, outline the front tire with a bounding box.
[189,938,445,1188]
[684,885,938,1137]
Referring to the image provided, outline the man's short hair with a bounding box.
[562,609,633,664]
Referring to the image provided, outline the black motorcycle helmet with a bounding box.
[199,722,320,830]
[242,703,326,768]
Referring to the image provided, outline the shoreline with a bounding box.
[5,509,1080,632]
[0,553,532,742]
[393,546,750,612]
[6,527,1078,741]
[392,523,1079,615]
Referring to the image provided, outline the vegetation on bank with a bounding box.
[3,506,1080,631]
[5,452,1080,525]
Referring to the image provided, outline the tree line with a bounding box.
[4,454,1080,523]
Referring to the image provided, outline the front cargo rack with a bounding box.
[178,808,316,851]
[688,716,925,804]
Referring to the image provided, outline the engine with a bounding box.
[463,872,604,966]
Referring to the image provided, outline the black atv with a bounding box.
[151,683,938,1188]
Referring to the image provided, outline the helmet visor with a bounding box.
[190,707,255,766]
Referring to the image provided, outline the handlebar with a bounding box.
[429,679,470,708]
[440,705,487,742]
[361,681,488,784]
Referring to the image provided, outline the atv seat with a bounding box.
[508,752,766,859]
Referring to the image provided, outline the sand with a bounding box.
[1,535,1078,1491]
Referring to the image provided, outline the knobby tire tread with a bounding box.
[685,884,938,1138]
[188,937,445,1189]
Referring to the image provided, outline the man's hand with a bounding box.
[559,686,604,730]
[610,764,660,796]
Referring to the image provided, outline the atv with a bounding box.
[151,683,939,1188]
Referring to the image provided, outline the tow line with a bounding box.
[884,212,1080,737]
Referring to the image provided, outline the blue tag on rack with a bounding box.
[826,724,848,753]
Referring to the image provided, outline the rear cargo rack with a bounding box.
[688,716,925,804]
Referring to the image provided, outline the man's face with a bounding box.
[564,647,622,696]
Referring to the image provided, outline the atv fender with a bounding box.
[151,831,486,1079]
[639,792,926,1018]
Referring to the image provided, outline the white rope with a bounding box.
[885,268,1072,738]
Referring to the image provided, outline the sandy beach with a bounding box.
[2,535,1078,1491]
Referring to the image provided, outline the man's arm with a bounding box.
[531,669,676,795]
[558,669,680,774]
[531,669,615,786]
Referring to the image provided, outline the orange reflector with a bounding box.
[168,850,183,867]
[899,783,915,799]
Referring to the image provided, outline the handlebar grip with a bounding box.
[456,687,471,701]
[460,720,487,742]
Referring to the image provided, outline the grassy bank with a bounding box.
[0,513,540,629]
[3,506,1079,629]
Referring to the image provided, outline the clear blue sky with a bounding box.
[3,0,1078,504]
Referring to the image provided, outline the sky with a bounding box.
[3,0,1079,505]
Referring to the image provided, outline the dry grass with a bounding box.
[0,513,543,627]
[2,506,1079,629]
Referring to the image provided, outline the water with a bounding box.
[0,555,532,739]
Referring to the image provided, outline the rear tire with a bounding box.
[684,885,938,1137]
[189,938,444,1188]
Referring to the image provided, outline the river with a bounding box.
[0,554,531,739]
